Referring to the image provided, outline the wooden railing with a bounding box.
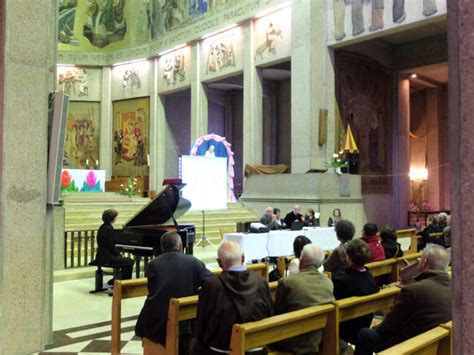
[64,229,99,268]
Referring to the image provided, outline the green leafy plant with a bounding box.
[325,153,349,169]
[120,177,138,198]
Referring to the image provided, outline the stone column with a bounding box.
[291,0,334,173]
[155,92,167,192]
[392,78,411,228]
[190,43,208,144]
[448,1,474,353]
[243,20,263,167]
[148,59,159,192]
[100,67,112,180]
[426,88,440,210]
[0,0,56,352]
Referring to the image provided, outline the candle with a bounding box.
[147,154,150,166]
[86,159,89,165]
[95,160,99,166]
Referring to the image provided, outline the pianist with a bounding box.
[95,209,134,284]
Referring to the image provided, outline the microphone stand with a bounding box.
[195,210,214,248]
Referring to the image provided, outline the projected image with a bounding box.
[181,155,227,210]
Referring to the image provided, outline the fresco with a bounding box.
[57,66,102,101]
[63,101,101,169]
[111,61,151,100]
[58,0,80,46]
[112,97,150,177]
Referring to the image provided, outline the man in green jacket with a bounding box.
[271,244,335,354]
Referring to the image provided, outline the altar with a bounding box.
[223,227,339,262]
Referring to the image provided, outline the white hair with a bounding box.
[300,244,325,268]
[424,243,450,271]
[218,241,242,265]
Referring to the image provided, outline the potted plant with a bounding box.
[120,177,138,199]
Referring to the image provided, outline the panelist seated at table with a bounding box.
[284,204,304,230]
[328,208,342,227]
[259,206,281,230]
[304,208,320,227]
[273,208,286,229]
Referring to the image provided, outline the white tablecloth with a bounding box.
[223,227,339,262]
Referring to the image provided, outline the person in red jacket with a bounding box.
[361,223,386,262]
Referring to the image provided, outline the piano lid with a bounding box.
[123,184,191,228]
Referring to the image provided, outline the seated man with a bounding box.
[192,241,272,355]
[355,244,451,355]
[284,204,304,229]
[259,206,280,230]
[135,232,213,355]
[271,244,335,354]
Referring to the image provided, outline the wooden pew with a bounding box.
[365,258,398,283]
[378,325,451,355]
[111,263,268,354]
[277,252,330,278]
[229,304,337,355]
[440,321,452,354]
[396,228,418,254]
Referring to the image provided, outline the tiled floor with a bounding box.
[36,247,220,354]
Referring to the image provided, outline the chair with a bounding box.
[89,259,122,294]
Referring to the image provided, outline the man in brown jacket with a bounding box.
[355,243,451,355]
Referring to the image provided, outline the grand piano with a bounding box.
[114,182,195,276]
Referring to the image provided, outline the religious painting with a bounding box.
[335,52,392,193]
[63,101,100,169]
[58,0,80,46]
[112,97,150,177]
[253,7,291,65]
[83,0,127,48]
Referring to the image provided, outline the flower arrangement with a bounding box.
[120,177,138,198]
[326,152,349,171]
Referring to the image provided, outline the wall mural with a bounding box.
[163,52,186,85]
[83,0,127,48]
[333,0,441,42]
[58,0,80,46]
[112,97,150,177]
[111,61,151,100]
[253,7,291,65]
[57,66,102,101]
[63,101,100,169]
[336,52,391,193]
[206,35,236,74]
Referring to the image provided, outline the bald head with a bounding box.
[264,206,273,217]
[300,244,325,269]
[218,241,244,270]
[293,205,301,214]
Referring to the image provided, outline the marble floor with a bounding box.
[37,245,221,354]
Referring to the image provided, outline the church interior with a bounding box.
[0,0,471,354]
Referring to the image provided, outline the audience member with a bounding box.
[259,206,279,230]
[355,244,451,355]
[438,212,449,230]
[273,208,286,229]
[443,226,451,248]
[94,209,134,284]
[288,235,312,276]
[192,242,272,355]
[380,225,404,258]
[323,219,355,280]
[361,223,386,262]
[135,232,212,354]
[284,204,304,229]
[333,239,379,350]
[418,215,442,248]
[328,208,342,227]
[304,208,320,227]
[271,244,335,354]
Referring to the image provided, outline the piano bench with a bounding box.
[89,261,122,294]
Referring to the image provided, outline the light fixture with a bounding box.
[410,73,417,79]
[201,23,238,40]
[57,64,76,67]
[409,167,428,181]
[255,2,291,18]
[112,58,148,67]
[158,43,187,57]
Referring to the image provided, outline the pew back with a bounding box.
[229,304,337,355]
[378,325,451,355]
[396,228,418,254]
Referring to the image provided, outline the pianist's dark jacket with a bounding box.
[96,222,120,264]
[135,250,213,345]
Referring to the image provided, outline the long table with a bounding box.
[223,227,339,262]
